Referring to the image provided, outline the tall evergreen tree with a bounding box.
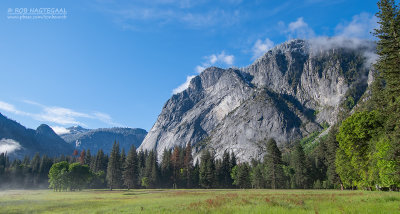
[221,151,233,188]
[374,0,400,189]
[107,141,122,190]
[232,163,251,189]
[85,149,91,166]
[291,143,310,189]
[160,149,173,188]
[30,153,41,186]
[171,146,181,188]
[264,139,286,189]
[123,145,139,190]
[199,150,215,189]
[184,143,193,188]
[251,162,265,188]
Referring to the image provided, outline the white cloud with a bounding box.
[276,13,378,66]
[105,4,241,30]
[172,75,196,94]
[93,112,123,127]
[173,51,234,94]
[308,12,378,66]
[0,100,123,128]
[51,126,70,135]
[309,36,377,66]
[286,17,315,39]
[251,38,274,60]
[335,12,378,39]
[0,101,30,116]
[195,51,235,73]
[0,138,22,154]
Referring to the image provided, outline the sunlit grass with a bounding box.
[0,189,399,213]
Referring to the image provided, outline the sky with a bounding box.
[0,0,379,134]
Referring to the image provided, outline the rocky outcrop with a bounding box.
[60,126,147,154]
[140,39,374,162]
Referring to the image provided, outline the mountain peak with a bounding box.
[140,39,373,162]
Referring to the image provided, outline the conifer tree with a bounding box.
[123,145,139,190]
[160,149,173,188]
[85,149,91,166]
[107,141,122,190]
[291,143,310,189]
[264,139,286,189]
[221,151,233,188]
[184,143,193,188]
[199,150,215,188]
[171,146,181,188]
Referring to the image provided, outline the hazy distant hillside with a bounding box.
[60,126,147,154]
[0,113,74,159]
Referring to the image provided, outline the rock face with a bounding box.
[0,113,74,159]
[60,126,147,154]
[139,39,375,162]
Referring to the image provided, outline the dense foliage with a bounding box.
[0,138,336,190]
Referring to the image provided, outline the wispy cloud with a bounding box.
[278,12,377,41]
[251,38,274,60]
[93,112,123,127]
[96,1,242,30]
[0,100,123,128]
[279,13,378,65]
[284,17,316,39]
[335,12,378,39]
[0,101,30,116]
[195,51,234,73]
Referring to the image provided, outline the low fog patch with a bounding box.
[0,138,22,154]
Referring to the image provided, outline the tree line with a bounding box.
[0,139,338,190]
[0,0,398,192]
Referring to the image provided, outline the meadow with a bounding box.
[0,189,399,214]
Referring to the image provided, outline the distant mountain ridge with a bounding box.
[60,126,147,154]
[0,113,74,159]
[0,113,147,158]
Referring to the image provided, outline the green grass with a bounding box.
[0,189,399,214]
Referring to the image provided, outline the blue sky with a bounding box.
[0,0,379,134]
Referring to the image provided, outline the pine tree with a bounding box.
[142,150,159,188]
[94,149,107,173]
[199,150,215,189]
[232,163,251,189]
[107,141,122,190]
[251,163,265,188]
[29,153,40,186]
[160,149,173,188]
[171,146,181,188]
[291,143,310,189]
[123,145,139,190]
[85,149,91,166]
[264,139,286,189]
[221,151,233,188]
[374,0,400,189]
[374,0,400,96]
[184,143,193,188]
[39,155,53,185]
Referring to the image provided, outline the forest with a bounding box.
[0,0,399,192]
